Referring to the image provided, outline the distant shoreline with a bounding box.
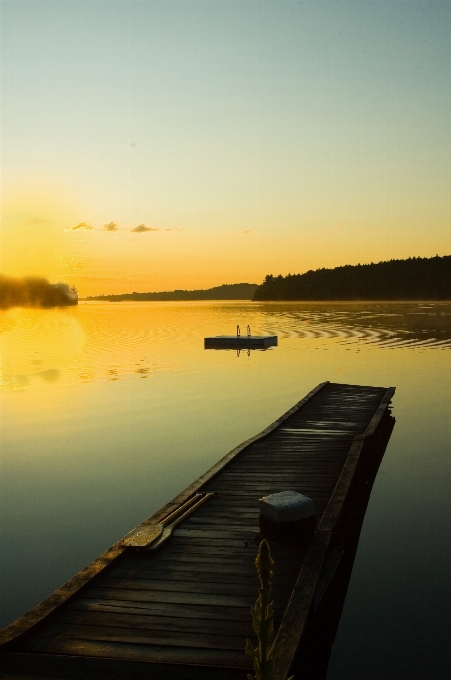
[253,255,451,301]
[81,255,451,303]
[80,298,451,303]
[82,282,258,302]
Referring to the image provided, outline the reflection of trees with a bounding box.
[254,256,451,301]
[252,301,451,346]
[0,276,78,309]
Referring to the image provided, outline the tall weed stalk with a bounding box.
[245,539,293,680]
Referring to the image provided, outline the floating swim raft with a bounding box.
[0,381,395,680]
[204,325,278,349]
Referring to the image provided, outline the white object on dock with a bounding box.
[259,490,316,523]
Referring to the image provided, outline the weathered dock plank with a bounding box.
[0,382,395,680]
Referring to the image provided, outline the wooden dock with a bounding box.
[0,381,395,680]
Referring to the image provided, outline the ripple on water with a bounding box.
[1,301,450,389]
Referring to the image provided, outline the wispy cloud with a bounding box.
[338,222,346,227]
[102,222,119,232]
[240,229,252,234]
[131,224,159,233]
[59,254,91,270]
[72,259,91,270]
[64,220,166,233]
[165,227,186,232]
[67,221,94,232]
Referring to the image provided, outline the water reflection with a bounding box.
[0,307,83,389]
[39,369,60,383]
[1,301,450,390]
[237,348,252,357]
[255,301,451,348]
[0,301,450,678]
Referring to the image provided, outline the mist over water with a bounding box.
[1,301,450,390]
[0,275,77,310]
[1,301,450,679]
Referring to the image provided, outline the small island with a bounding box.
[0,276,78,310]
[253,255,451,301]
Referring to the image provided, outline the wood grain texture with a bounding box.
[0,381,395,680]
[272,386,395,680]
[0,651,248,680]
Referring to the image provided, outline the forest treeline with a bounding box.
[85,283,258,301]
[0,276,78,309]
[253,256,451,301]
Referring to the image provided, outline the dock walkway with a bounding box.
[0,381,395,680]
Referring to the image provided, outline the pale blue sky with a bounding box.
[1,0,450,293]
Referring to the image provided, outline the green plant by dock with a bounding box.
[246,539,293,680]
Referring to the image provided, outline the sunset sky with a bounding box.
[1,0,450,296]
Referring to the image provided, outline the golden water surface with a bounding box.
[1,301,450,679]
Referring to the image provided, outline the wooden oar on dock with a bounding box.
[122,492,215,549]
[0,382,395,680]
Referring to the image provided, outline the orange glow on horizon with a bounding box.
[2,186,450,298]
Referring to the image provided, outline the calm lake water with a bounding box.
[1,301,450,678]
